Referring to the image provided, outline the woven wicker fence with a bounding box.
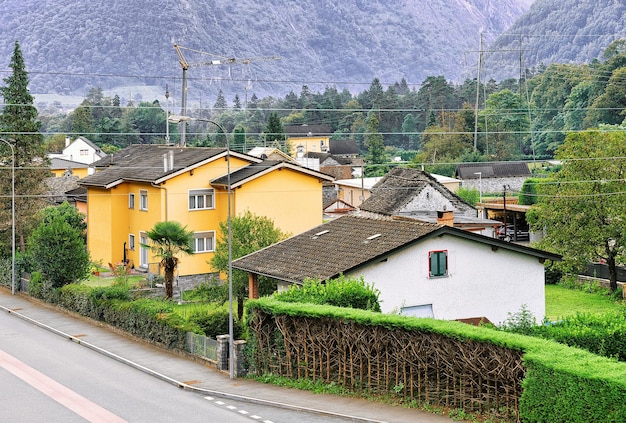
[248,310,525,420]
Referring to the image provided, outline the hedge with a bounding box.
[246,298,626,422]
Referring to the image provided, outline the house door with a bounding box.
[139,232,148,269]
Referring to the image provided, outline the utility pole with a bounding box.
[173,43,281,147]
[473,31,483,152]
[165,85,170,144]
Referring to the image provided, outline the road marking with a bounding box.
[0,349,127,423]
[204,395,273,422]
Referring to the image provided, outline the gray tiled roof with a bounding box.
[211,160,334,187]
[329,139,359,156]
[232,214,562,284]
[79,145,227,187]
[284,124,332,136]
[455,162,530,179]
[359,168,472,216]
[232,215,441,283]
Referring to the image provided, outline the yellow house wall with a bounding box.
[87,156,322,277]
[51,168,89,178]
[235,168,324,236]
[87,186,122,267]
[289,136,330,157]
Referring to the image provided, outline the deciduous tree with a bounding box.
[28,205,91,288]
[529,127,626,292]
[211,211,286,318]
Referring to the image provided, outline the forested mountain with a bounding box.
[487,0,626,80]
[0,0,532,101]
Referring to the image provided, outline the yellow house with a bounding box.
[285,124,331,157]
[50,158,91,178]
[78,145,333,278]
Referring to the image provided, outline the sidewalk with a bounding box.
[0,288,456,423]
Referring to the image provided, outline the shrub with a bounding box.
[188,305,243,339]
[274,274,381,312]
[498,304,538,335]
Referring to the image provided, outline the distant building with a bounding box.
[455,162,531,193]
[49,136,106,165]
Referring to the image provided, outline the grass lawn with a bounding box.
[83,274,148,288]
[545,284,624,321]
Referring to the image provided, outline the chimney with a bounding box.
[65,136,71,147]
[436,210,454,227]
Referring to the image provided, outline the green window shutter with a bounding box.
[429,250,448,277]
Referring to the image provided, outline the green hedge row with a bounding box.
[49,284,202,350]
[247,298,626,422]
[529,310,626,361]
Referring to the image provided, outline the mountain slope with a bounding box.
[488,0,626,79]
[0,0,532,101]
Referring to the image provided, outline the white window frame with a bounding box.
[128,234,135,251]
[128,193,135,209]
[139,232,148,268]
[193,231,215,253]
[428,250,448,278]
[139,190,148,211]
[188,189,215,211]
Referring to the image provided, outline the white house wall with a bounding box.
[63,139,100,164]
[351,234,545,325]
[402,186,475,217]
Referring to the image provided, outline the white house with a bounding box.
[49,136,106,165]
[233,215,560,325]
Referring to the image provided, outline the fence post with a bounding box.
[233,340,247,377]
[216,335,229,372]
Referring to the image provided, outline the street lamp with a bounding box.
[168,115,234,379]
[0,139,15,295]
[474,171,482,203]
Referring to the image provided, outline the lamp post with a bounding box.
[0,139,15,295]
[474,171,482,203]
[168,115,234,379]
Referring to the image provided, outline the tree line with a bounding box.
[37,40,626,170]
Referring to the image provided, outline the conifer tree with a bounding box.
[0,41,48,253]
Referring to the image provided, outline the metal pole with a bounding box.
[168,117,233,377]
[0,139,15,295]
[165,85,170,144]
[226,127,234,380]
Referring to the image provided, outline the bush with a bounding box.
[274,274,381,312]
[530,309,626,361]
[188,305,243,339]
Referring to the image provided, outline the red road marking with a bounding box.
[0,349,127,423]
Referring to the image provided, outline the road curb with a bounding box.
[0,300,389,423]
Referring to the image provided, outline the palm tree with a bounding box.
[144,221,194,299]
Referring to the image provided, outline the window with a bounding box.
[193,231,215,253]
[188,189,215,210]
[128,193,135,209]
[80,149,89,156]
[139,190,148,211]
[428,250,448,277]
[128,234,135,251]
[139,232,148,268]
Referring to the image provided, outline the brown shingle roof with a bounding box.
[233,214,562,284]
[232,215,441,283]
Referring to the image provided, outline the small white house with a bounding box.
[49,136,106,165]
[233,215,560,325]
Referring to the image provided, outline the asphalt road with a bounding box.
[0,311,363,422]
